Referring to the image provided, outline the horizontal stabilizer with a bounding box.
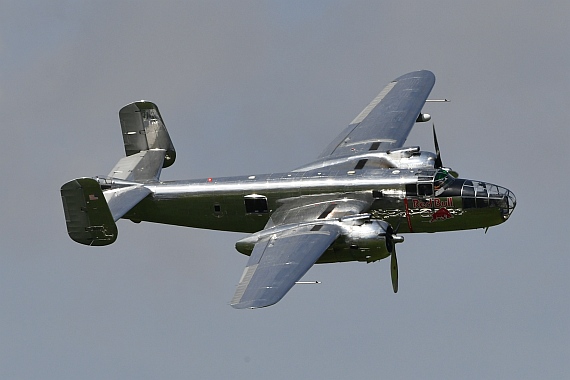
[104,184,151,221]
[109,149,166,182]
[61,178,117,246]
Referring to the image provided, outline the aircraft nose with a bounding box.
[493,184,516,220]
[461,180,516,220]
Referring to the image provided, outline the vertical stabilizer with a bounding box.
[61,178,118,246]
[119,101,176,168]
[107,101,176,182]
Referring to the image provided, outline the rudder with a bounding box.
[119,101,176,168]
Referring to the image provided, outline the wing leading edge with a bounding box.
[318,70,435,158]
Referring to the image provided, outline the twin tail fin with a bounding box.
[61,101,173,246]
[109,101,175,182]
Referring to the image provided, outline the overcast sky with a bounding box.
[1,1,569,379]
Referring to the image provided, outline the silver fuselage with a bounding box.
[123,168,515,258]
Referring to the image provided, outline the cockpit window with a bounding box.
[434,169,454,190]
[412,169,456,197]
[418,183,433,196]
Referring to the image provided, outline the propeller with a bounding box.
[432,123,459,178]
[432,123,443,169]
[390,247,398,293]
[384,224,403,293]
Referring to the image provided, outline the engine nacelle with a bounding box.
[342,220,392,251]
[234,219,394,256]
[236,218,404,264]
[384,148,437,170]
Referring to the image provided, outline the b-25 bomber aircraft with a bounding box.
[61,70,516,309]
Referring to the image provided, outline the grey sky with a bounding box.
[1,1,568,379]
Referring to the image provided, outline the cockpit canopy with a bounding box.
[406,169,454,196]
[405,169,516,220]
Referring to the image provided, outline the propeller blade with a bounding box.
[385,225,394,253]
[432,123,443,169]
[391,250,398,293]
[384,223,402,293]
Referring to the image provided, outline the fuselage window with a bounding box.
[372,190,383,199]
[244,195,269,214]
[418,183,433,196]
[405,184,417,197]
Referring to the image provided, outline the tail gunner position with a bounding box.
[61,71,516,308]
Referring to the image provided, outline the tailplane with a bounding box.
[61,101,173,245]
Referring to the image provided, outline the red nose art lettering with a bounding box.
[430,208,453,222]
[412,197,453,209]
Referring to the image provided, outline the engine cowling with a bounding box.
[343,220,393,251]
